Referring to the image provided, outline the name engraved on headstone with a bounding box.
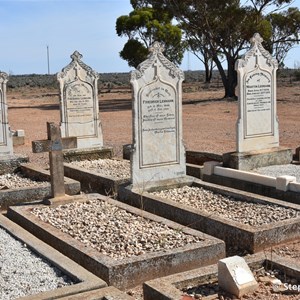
[65,81,95,137]
[245,70,273,137]
[140,82,177,167]
[58,51,103,149]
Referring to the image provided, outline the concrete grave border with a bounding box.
[203,161,300,205]
[0,163,80,210]
[143,252,300,300]
[0,213,107,300]
[63,161,130,196]
[7,193,225,290]
[118,179,300,253]
[56,286,135,300]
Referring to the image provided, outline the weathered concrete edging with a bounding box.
[51,286,135,300]
[118,179,300,253]
[143,252,300,300]
[0,163,80,210]
[0,213,107,300]
[203,163,300,205]
[7,193,225,290]
[64,162,130,195]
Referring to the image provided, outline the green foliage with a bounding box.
[119,39,148,68]
[116,4,184,68]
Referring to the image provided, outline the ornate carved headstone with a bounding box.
[223,33,292,170]
[130,42,186,188]
[57,51,103,149]
[0,72,13,156]
[236,33,279,152]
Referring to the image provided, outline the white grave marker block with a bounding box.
[218,256,258,297]
[235,33,279,152]
[0,72,13,156]
[57,51,103,149]
[130,42,185,188]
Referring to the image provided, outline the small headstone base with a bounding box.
[63,147,113,162]
[0,154,29,175]
[223,147,293,171]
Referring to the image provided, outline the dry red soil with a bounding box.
[7,83,300,163]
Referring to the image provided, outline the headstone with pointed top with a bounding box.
[223,33,292,170]
[57,51,103,149]
[57,51,112,161]
[130,42,187,189]
[236,33,279,152]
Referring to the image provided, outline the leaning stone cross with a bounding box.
[32,122,77,201]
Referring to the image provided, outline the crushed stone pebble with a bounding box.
[68,159,130,179]
[151,186,300,227]
[32,197,204,260]
[0,173,48,190]
[0,227,73,300]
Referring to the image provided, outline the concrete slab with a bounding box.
[143,252,300,300]
[203,164,300,205]
[0,163,80,210]
[118,179,300,253]
[0,213,107,300]
[63,162,130,195]
[7,193,225,290]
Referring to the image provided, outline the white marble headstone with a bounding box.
[235,33,279,152]
[130,42,186,188]
[57,51,103,149]
[0,72,13,156]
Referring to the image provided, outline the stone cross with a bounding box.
[32,122,77,199]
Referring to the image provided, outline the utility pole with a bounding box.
[47,45,50,74]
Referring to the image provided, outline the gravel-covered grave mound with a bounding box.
[0,227,73,300]
[151,186,300,227]
[69,159,130,179]
[0,173,48,190]
[32,198,203,260]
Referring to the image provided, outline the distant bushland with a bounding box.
[6,69,298,90]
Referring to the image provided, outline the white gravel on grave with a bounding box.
[68,159,130,179]
[253,164,300,182]
[0,173,48,190]
[151,186,300,227]
[32,197,203,260]
[0,227,73,300]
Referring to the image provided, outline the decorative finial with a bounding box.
[250,33,263,46]
[149,42,165,55]
[71,50,83,61]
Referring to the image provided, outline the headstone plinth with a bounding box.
[223,147,293,171]
[57,51,112,161]
[130,42,189,190]
[228,33,292,170]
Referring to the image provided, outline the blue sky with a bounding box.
[0,0,299,75]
